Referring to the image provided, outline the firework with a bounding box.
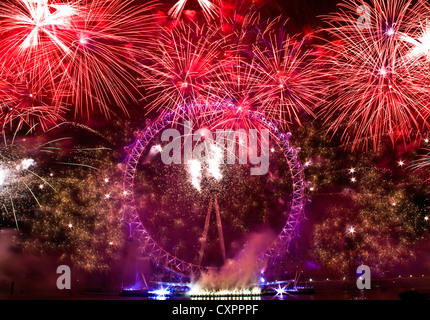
[0,66,66,133]
[4,120,127,272]
[252,33,322,129]
[54,0,156,117]
[0,132,56,230]
[185,142,224,191]
[399,0,430,105]
[320,0,430,151]
[409,146,430,182]
[0,0,80,90]
[188,158,203,191]
[20,163,125,272]
[293,121,430,277]
[168,0,219,20]
[205,56,262,126]
[202,17,323,130]
[139,21,227,117]
[0,0,156,120]
[0,118,121,232]
[0,0,71,132]
[188,11,262,123]
[405,21,430,61]
[228,19,324,130]
[312,167,427,276]
[138,8,323,133]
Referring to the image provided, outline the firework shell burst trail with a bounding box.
[0,0,80,91]
[400,0,430,98]
[320,0,430,151]
[0,132,56,230]
[0,0,157,120]
[210,17,325,131]
[54,0,157,117]
[139,11,325,131]
[168,0,219,20]
[139,21,228,119]
[0,66,66,133]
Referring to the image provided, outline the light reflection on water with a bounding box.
[191,296,262,301]
[142,289,422,300]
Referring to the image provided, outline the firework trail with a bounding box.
[0,0,156,123]
[0,132,56,230]
[399,0,430,98]
[54,0,156,117]
[253,21,325,129]
[0,0,71,132]
[188,158,203,191]
[0,66,66,133]
[139,21,227,117]
[405,20,430,62]
[0,0,323,133]
[139,11,322,132]
[19,151,125,273]
[186,143,223,191]
[409,145,430,182]
[0,118,118,232]
[0,0,80,90]
[168,0,219,20]
[320,0,430,151]
[209,17,324,130]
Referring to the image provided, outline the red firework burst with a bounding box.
[0,66,65,133]
[205,17,324,130]
[139,9,324,131]
[54,0,156,117]
[400,1,430,75]
[320,0,430,151]
[248,20,325,129]
[139,21,228,116]
[0,0,80,92]
[0,0,156,121]
[168,0,220,20]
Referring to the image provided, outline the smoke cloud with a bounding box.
[192,229,277,290]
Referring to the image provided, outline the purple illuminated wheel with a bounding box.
[122,104,305,277]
